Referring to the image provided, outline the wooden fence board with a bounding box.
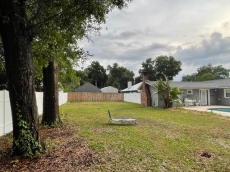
[68,92,124,102]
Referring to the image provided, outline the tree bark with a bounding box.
[41,56,61,126]
[0,0,41,156]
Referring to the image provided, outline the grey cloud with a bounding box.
[174,32,230,65]
[117,42,175,62]
[222,21,230,28]
[79,0,230,80]
[104,30,143,40]
[119,31,141,39]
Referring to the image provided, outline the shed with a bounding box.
[101,86,118,93]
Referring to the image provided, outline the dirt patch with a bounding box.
[198,150,212,158]
[0,124,98,172]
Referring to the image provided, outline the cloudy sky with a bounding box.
[79,0,230,81]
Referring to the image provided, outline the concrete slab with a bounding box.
[182,105,230,117]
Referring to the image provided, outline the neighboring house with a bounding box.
[75,82,101,92]
[121,81,142,93]
[146,79,230,107]
[100,86,118,93]
[141,72,230,107]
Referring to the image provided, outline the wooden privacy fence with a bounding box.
[68,92,124,102]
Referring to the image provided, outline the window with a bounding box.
[187,90,193,94]
[224,89,230,98]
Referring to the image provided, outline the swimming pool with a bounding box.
[208,108,230,113]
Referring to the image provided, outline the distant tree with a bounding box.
[76,70,88,86]
[139,58,156,80]
[197,73,215,81]
[196,63,229,80]
[134,76,141,84]
[86,61,107,88]
[153,75,183,108]
[138,56,182,81]
[59,69,80,92]
[196,64,213,76]
[182,64,230,81]
[182,73,197,82]
[120,69,135,89]
[154,56,182,80]
[107,63,134,90]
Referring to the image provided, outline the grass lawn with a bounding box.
[59,101,230,171]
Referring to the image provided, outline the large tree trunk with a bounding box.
[41,57,61,126]
[0,0,41,156]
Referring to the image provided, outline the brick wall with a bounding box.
[141,71,151,106]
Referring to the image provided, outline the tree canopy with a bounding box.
[182,64,230,81]
[137,56,182,82]
[86,61,107,88]
[76,70,88,86]
[107,63,134,90]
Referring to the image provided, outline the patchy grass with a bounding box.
[60,102,230,171]
[1,101,230,171]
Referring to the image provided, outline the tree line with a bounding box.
[1,49,229,92]
[74,57,230,91]
[182,63,230,81]
[75,55,182,91]
[0,54,184,91]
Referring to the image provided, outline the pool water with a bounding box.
[208,108,230,113]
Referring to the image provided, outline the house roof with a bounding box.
[75,82,102,92]
[100,86,118,93]
[121,82,142,92]
[146,78,230,89]
[202,78,230,88]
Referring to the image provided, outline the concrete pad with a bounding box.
[182,105,230,117]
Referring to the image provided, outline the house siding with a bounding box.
[218,89,230,106]
[146,78,230,107]
[180,88,230,106]
[180,89,200,104]
[210,89,218,105]
[149,87,158,107]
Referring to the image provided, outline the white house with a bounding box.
[121,81,142,93]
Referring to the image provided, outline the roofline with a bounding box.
[145,81,230,89]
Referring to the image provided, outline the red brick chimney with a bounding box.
[141,71,151,106]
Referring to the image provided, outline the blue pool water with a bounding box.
[208,108,230,113]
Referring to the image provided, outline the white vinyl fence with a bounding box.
[0,90,68,136]
[0,90,12,136]
[124,93,141,104]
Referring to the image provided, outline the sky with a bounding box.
[79,0,230,81]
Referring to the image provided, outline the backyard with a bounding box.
[1,102,230,171]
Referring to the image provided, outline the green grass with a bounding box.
[60,101,230,171]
